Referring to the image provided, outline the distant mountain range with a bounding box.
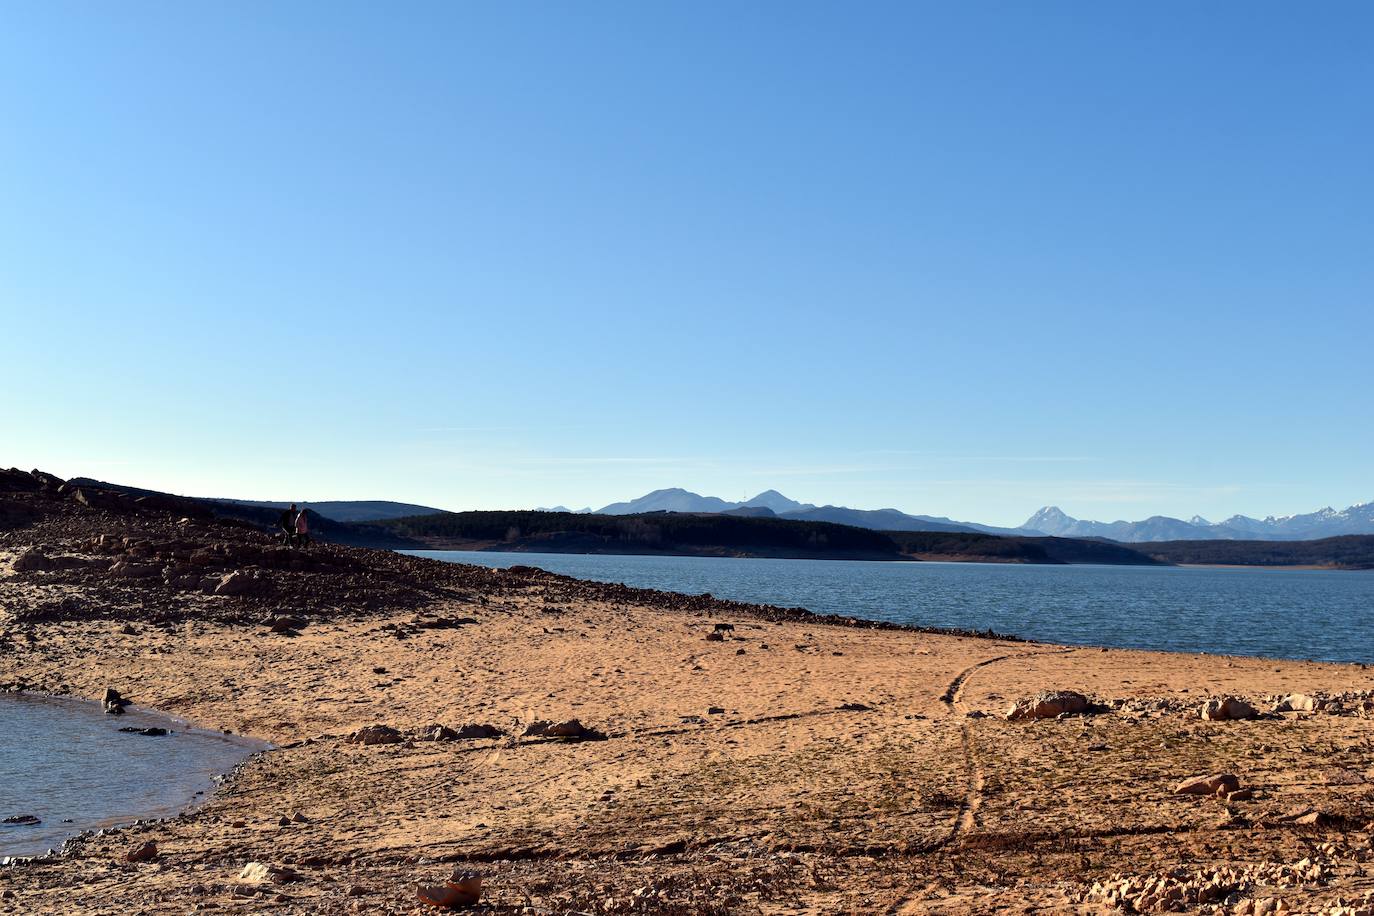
[167,482,1374,543]
[538,486,1374,543]
[1023,502,1374,542]
[580,488,1024,535]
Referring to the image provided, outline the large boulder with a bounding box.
[1200,696,1258,721]
[1005,690,1090,721]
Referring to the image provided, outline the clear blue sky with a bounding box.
[3,2,1371,526]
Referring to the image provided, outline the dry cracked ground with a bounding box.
[2,532,1374,914]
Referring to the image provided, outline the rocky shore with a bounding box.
[2,468,1373,914]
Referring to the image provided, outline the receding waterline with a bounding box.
[0,693,268,858]
[410,550,1374,664]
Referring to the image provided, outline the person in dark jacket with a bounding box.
[279,504,297,545]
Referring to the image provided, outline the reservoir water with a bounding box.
[414,551,1374,664]
[0,694,266,857]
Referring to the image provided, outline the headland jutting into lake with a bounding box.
[2,468,1373,914]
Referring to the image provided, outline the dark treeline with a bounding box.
[376,510,902,559]
[1132,535,1374,569]
[372,511,1164,564]
[887,531,1162,566]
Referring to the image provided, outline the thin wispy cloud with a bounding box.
[858,450,1098,463]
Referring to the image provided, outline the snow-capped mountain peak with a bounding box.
[1021,506,1078,535]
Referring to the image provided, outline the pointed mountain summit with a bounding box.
[739,490,815,513]
[1021,506,1077,536]
[595,488,736,515]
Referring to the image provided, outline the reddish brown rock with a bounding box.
[1005,690,1089,720]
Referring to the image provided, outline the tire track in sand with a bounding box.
[883,645,1079,916]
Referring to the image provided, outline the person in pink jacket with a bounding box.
[295,507,311,547]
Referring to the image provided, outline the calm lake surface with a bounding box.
[414,551,1374,664]
[0,694,266,857]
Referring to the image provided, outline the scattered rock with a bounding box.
[1275,693,1322,713]
[453,724,502,740]
[1005,690,1089,721]
[417,870,482,908]
[124,841,159,863]
[214,570,273,598]
[110,561,160,578]
[102,687,129,715]
[523,719,605,740]
[346,725,404,746]
[1201,696,1259,720]
[238,862,303,885]
[11,548,53,572]
[704,631,724,642]
[1294,809,1337,827]
[1173,773,1242,796]
[422,725,460,741]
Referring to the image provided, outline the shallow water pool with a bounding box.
[0,693,267,857]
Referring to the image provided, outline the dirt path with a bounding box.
[884,647,1082,915]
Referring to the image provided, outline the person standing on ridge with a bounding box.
[279,504,297,546]
[295,506,311,547]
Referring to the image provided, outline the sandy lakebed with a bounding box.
[1,471,1373,915]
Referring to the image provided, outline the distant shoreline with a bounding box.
[409,546,1370,573]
